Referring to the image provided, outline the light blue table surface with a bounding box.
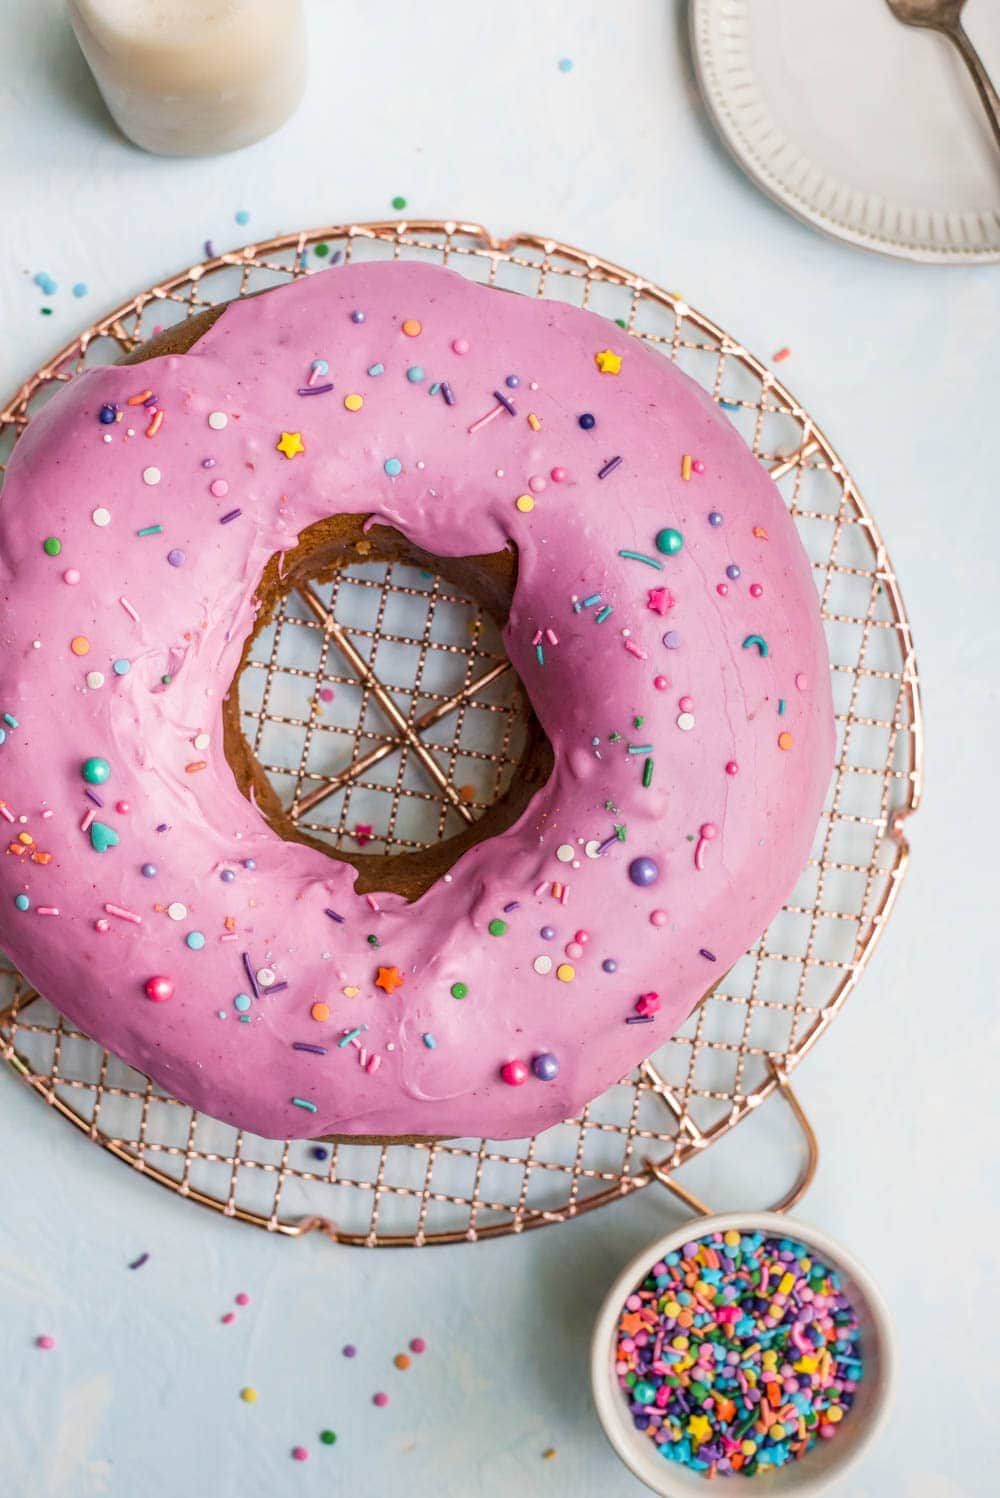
[2,4,997,1495]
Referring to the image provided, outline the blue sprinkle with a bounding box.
[311,359,329,375]
[234,209,250,225]
[14,894,29,911]
[406,366,425,383]
[384,457,402,476]
[558,57,573,72]
[4,714,19,728]
[72,282,88,298]
[368,363,384,377]
[422,1033,437,1049]
[113,659,130,676]
[185,931,206,950]
[34,272,57,295]
[234,993,252,1012]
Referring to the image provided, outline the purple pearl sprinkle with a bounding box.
[540,926,555,940]
[505,374,520,389]
[167,549,186,567]
[221,869,236,883]
[342,1344,357,1358]
[662,630,682,649]
[243,859,256,870]
[628,856,659,888]
[709,511,724,526]
[726,563,742,580]
[602,958,618,973]
[351,309,365,323]
[201,457,216,469]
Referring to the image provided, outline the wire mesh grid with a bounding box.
[0,222,923,1245]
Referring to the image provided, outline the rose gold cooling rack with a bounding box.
[0,222,923,1246]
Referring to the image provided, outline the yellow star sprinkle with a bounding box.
[688,1414,712,1446]
[276,430,305,459]
[594,348,622,375]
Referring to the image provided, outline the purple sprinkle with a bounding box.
[202,457,216,469]
[440,381,455,406]
[204,240,214,258]
[167,549,186,567]
[292,1042,327,1055]
[265,981,289,995]
[342,1344,356,1357]
[155,823,169,832]
[241,951,260,997]
[503,901,521,913]
[598,455,623,480]
[597,833,619,856]
[330,251,342,266]
[84,788,104,807]
[699,948,717,962]
[662,630,682,649]
[324,908,345,923]
[493,388,517,416]
[128,1252,149,1270]
[626,1014,654,1024]
[143,393,158,408]
[219,509,242,524]
[297,383,334,396]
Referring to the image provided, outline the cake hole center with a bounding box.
[230,529,552,899]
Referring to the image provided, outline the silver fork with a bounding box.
[885,0,1000,154]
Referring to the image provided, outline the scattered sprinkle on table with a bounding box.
[36,1334,56,1350]
[235,209,250,225]
[391,195,407,211]
[614,1230,863,1477]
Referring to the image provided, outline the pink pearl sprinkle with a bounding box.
[700,822,718,840]
[36,1335,55,1350]
[749,582,764,598]
[115,801,130,815]
[409,1337,426,1354]
[726,760,739,776]
[292,1446,309,1462]
[653,675,669,691]
[574,930,589,944]
[692,459,705,473]
[221,1312,236,1324]
[95,918,110,933]
[319,687,334,702]
[550,466,567,482]
[63,568,80,585]
[716,583,728,596]
[528,475,546,493]
[373,1392,389,1408]
[210,479,229,497]
[451,338,469,355]
[625,1294,642,1311]
[649,909,668,927]
[565,942,583,960]
[678,695,694,713]
[795,672,809,691]
[235,1292,250,1306]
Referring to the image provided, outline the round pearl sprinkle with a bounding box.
[452,338,470,354]
[406,366,425,383]
[550,466,567,482]
[565,942,583,960]
[726,760,740,775]
[320,1430,337,1446]
[384,457,402,476]
[628,856,660,888]
[726,563,742,580]
[235,1293,251,1306]
[450,982,468,999]
[653,675,669,690]
[144,976,173,1003]
[574,929,589,945]
[351,309,366,324]
[92,507,111,527]
[677,712,696,732]
[578,412,595,429]
[63,568,80,585]
[394,1353,411,1370]
[81,756,111,785]
[601,958,618,973]
[505,374,520,388]
[795,672,809,691]
[312,1146,329,1161]
[655,527,683,556]
[693,459,705,473]
[410,1337,426,1353]
[208,411,228,430]
[99,404,116,425]
[532,1052,560,1081]
[291,1447,309,1462]
[15,894,29,911]
[716,583,729,597]
[141,863,157,878]
[36,1335,55,1350]
[528,475,546,493]
[240,1387,257,1403]
[501,1059,529,1086]
[708,510,723,526]
[678,695,694,713]
[342,1345,356,1358]
[750,582,764,598]
[540,926,555,940]
[613,1230,862,1477]
[142,466,160,486]
[373,1393,389,1408]
[649,909,669,927]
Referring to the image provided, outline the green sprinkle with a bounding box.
[40,307,53,316]
[314,243,330,257]
[488,918,507,936]
[642,757,654,788]
[137,525,163,537]
[595,605,613,623]
[391,195,407,210]
[366,933,380,947]
[451,981,468,999]
[614,318,627,329]
[338,1027,364,1048]
[633,716,644,728]
[778,698,786,715]
[618,548,663,570]
[628,744,653,755]
[320,1430,337,1445]
[615,824,627,842]
[291,1097,317,1113]
[42,536,62,556]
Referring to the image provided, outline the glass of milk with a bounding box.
[67,0,308,156]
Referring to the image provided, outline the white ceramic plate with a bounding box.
[690,0,1000,263]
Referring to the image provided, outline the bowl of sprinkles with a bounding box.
[590,1213,893,1495]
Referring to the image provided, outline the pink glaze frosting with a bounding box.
[0,263,834,1139]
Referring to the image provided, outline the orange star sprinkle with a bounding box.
[375,965,405,995]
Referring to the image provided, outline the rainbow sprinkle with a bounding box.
[614,1230,863,1477]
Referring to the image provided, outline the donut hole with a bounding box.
[227,516,553,899]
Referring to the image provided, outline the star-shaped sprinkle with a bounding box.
[688,1414,712,1446]
[353,823,374,847]
[594,348,622,375]
[375,965,404,995]
[276,430,305,459]
[646,586,676,616]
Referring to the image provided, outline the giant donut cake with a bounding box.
[0,262,834,1140]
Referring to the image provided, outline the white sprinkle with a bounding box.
[119,596,140,622]
[533,955,553,975]
[555,844,575,863]
[208,411,228,430]
[584,840,602,859]
[166,901,187,921]
[193,732,210,751]
[256,967,276,988]
[677,713,696,732]
[92,506,111,527]
[85,671,105,689]
[142,466,161,486]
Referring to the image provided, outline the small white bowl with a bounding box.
[590,1212,894,1497]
